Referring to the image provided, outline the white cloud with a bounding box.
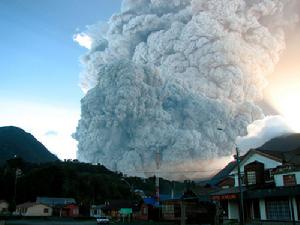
[73,33,92,49]
[237,115,293,152]
[0,100,80,160]
[45,130,59,136]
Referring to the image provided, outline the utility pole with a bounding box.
[13,168,22,208]
[155,150,160,206]
[235,147,244,225]
[180,200,186,225]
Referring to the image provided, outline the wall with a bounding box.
[90,207,103,217]
[0,202,8,212]
[231,153,282,187]
[228,200,239,220]
[25,204,52,217]
[259,199,266,220]
[274,171,300,187]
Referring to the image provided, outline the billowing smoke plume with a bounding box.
[237,115,293,152]
[74,0,297,179]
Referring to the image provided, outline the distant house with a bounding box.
[36,197,78,217]
[102,200,133,219]
[134,197,159,221]
[0,200,9,214]
[161,190,216,224]
[90,205,105,218]
[15,202,52,217]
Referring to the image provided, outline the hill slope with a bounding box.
[0,126,59,164]
[258,133,300,152]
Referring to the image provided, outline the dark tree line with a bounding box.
[0,158,186,214]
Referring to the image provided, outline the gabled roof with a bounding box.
[230,149,283,173]
[246,149,283,162]
[36,197,76,206]
[238,148,300,168]
[209,161,236,186]
[16,202,50,209]
[0,200,8,204]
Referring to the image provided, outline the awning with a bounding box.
[247,186,300,199]
[211,187,246,201]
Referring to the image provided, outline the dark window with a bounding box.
[44,208,49,213]
[283,174,296,186]
[266,199,290,221]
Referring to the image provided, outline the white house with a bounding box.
[90,205,105,217]
[15,202,52,217]
[0,200,9,214]
[212,148,300,223]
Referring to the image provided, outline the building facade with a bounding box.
[212,149,300,224]
[0,201,9,214]
[15,202,52,217]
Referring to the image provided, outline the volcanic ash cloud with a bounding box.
[74,0,297,179]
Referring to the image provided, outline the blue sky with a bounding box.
[0,0,122,159]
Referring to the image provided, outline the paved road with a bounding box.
[2,220,98,225]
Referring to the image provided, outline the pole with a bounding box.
[155,150,160,206]
[236,147,244,225]
[290,196,296,225]
[180,200,186,225]
[13,168,21,208]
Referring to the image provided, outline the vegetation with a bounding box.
[0,158,186,215]
[0,126,58,165]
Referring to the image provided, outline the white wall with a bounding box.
[231,153,282,186]
[228,200,239,220]
[0,202,9,212]
[90,208,103,217]
[25,204,52,217]
[274,171,300,187]
[291,197,298,221]
[259,199,266,220]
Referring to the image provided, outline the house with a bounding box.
[211,148,300,224]
[0,200,9,214]
[15,202,52,217]
[90,204,105,218]
[101,200,133,219]
[36,197,78,217]
[134,197,160,221]
[161,190,217,224]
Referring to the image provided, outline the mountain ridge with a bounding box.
[0,126,59,165]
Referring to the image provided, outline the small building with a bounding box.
[90,204,105,218]
[15,202,52,217]
[0,200,9,214]
[161,190,217,224]
[36,197,78,217]
[134,197,159,221]
[102,200,132,219]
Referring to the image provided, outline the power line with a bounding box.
[122,168,223,174]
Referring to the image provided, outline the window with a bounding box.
[143,207,148,214]
[247,171,256,185]
[44,208,49,213]
[162,204,174,214]
[283,174,296,186]
[266,199,290,221]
